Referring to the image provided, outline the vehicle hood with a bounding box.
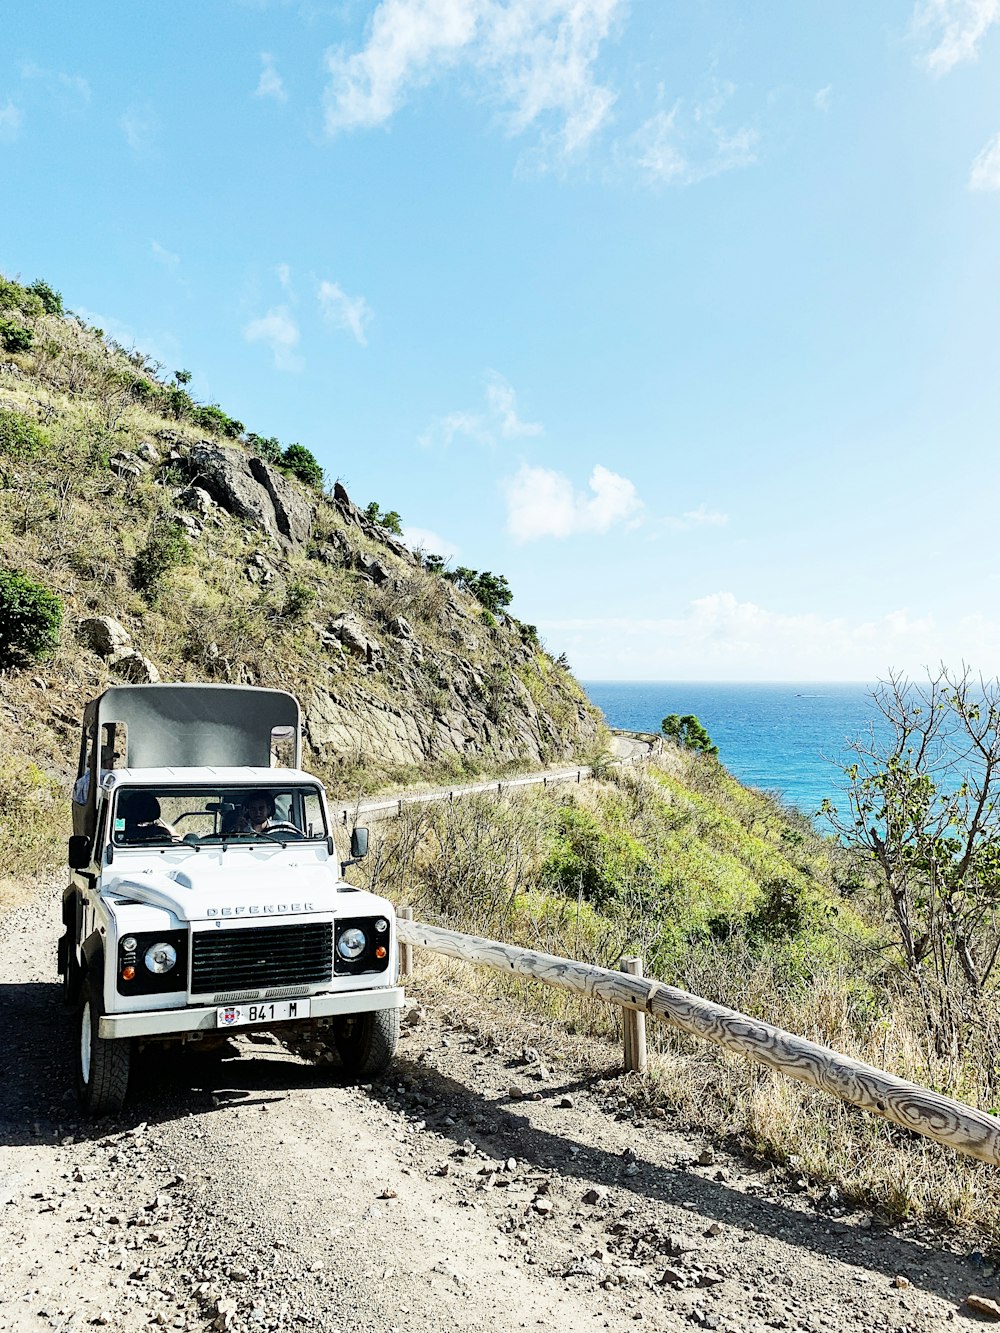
[103,849,387,923]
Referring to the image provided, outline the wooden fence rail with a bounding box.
[396,917,1000,1168]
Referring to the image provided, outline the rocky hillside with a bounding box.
[0,271,603,804]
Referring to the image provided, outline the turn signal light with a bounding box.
[121,965,136,982]
[375,946,387,959]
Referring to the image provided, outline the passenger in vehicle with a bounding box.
[121,792,176,842]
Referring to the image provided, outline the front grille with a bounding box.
[192,923,332,994]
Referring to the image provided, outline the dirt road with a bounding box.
[2,883,997,1333]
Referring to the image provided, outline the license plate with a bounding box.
[215,999,312,1028]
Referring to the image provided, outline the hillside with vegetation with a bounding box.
[1,270,997,1246]
[0,268,603,878]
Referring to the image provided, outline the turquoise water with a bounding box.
[582,681,881,819]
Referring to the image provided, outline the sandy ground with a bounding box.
[2,881,999,1333]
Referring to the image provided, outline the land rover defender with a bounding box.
[60,683,403,1114]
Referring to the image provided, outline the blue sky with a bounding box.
[3,1,999,680]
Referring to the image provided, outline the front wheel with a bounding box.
[331,1008,399,1078]
[76,976,131,1115]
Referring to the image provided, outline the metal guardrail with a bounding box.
[396,917,1000,1169]
[332,753,653,827]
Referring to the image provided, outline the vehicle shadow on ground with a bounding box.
[0,983,354,1146]
[0,981,77,1147]
[363,1052,990,1316]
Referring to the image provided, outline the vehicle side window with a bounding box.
[303,790,325,838]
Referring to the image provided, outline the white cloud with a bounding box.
[20,61,90,104]
[402,525,460,560]
[504,462,642,541]
[244,305,303,371]
[0,100,22,142]
[422,370,541,446]
[484,371,542,438]
[323,0,622,158]
[661,504,728,534]
[631,85,758,186]
[120,104,158,151]
[970,130,1000,189]
[317,279,372,344]
[256,52,288,101]
[814,84,833,111]
[276,262,294,293]
[540,593,969,680]
[151,240,180,268]
[913,0,1000,74]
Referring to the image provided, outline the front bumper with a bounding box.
[99,986,405,1039]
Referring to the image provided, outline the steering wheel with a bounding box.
[258,822,305,841]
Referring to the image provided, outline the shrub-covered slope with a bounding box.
[0,271,602,819]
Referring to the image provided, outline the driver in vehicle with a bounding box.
[235,792,279,835]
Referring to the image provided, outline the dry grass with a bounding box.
[363,765,1000,1245]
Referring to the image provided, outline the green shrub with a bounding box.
[132,522,190,603]
[0,409,49,464]
[192,404,244,439]
[364,501,403,535]
[0,275,44,316]
[282,580,316,620]
[162,385,194,419]
[27,279,63,316]
[661,713,718,756]
[444,566,513,615]
[0,319,34,353]
[0,569,63,668]
[280,443,323,488]
[246,433,283,464]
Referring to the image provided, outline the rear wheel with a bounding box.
[331,1008,399,1078]
[76,975,131,1115]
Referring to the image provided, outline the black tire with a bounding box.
[331,1007,399,1078]
[76,975,131,1115]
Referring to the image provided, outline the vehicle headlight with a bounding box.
[375,918,388,933]
[121,936,138,953]
[336,927,367,960]
[144,942,178,974]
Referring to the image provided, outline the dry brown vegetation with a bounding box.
[362,755,1000,1244]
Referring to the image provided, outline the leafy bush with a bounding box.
[364,501,403,535]
[132,522,190,603]
[444,566,513,615]
[279,443,323,488]
[0,275,44,316]
[282,580,316,620]
[0,319,35,353]
[0,569,63,668]
[192,404,244,439]
[27,279,63,316]
[162,385,194,420]
[246,433,282,464]
[661,713,718,756]
[0,410,49,465]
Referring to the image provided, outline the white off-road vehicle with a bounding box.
[60,684,403,1114]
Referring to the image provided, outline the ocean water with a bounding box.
[582,681,881,820]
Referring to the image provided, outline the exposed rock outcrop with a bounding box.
[186,442,315,551]
[77,617,131,659]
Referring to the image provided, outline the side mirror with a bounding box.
[68,835,91,870]
[350,826,369,860]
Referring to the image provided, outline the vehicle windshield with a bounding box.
[110,785,328,847]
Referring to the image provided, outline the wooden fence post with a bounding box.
[619,956,648,1074]
[398,906,414,980]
